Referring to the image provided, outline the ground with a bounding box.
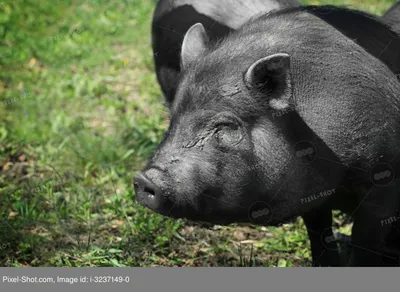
[0,0,397,267]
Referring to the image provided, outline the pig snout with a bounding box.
[134,172,160,208]
[134,170,176,216]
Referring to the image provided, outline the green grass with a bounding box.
[0,0,396,267]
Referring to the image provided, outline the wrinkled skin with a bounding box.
[136,6,400,266]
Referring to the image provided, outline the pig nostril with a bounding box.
[134,173,160,205]
[144,187,155,197]
[134,172,175,215]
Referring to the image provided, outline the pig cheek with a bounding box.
[169,156,218,201]
[251,126,293,188]
[217,158,257,199]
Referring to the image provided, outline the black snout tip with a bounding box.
[134,173,160,209]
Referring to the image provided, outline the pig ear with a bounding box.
[244,53,292,110]
[181,23,209,68]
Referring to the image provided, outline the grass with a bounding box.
[0,0,397,267]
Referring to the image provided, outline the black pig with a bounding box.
[152,0,301,107]
[136,6,400,267]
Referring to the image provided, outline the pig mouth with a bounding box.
[135,172,284,225]
[136,189,243,225]
[181,211,240,226]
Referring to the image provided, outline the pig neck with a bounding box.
[305,6,400,74]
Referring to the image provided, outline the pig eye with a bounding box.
[214,122,242,147]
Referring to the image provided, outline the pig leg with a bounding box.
[347,182,400,266]
[302,207,341,267]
